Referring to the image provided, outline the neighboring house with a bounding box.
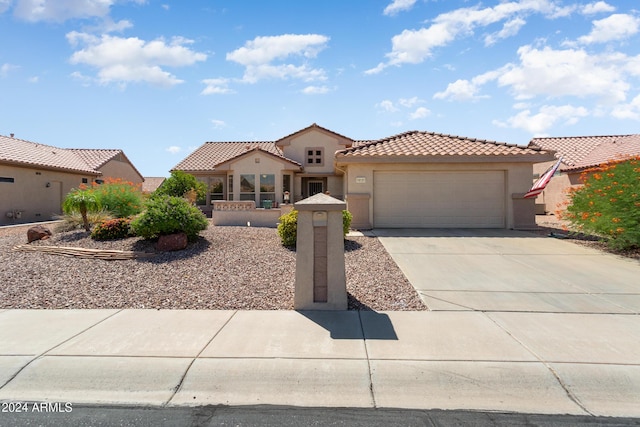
[174,123,553,229]
[528,134,640,214]
[0,134,144,225]
[141,177,166,194]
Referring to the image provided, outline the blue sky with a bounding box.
[1,0,639,177]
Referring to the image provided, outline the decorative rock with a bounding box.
[155,232,188,252]
[27,225,52,243]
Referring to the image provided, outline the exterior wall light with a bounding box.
[45,182,51,187]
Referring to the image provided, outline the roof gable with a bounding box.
[216,146,302,169]
[529,134,640,171]
[275,123,354,148]
[70,148,144,181]
[337,130,552,162]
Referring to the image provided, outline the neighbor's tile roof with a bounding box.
[142,177,166,193]
[529,134,640,171]
[337,131,550,159]
[0,134,99,174]
[172,141,300,172]
[69,149,124,170]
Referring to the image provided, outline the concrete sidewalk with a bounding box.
[1,309,639,418]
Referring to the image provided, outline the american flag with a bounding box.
[524,157,563,199]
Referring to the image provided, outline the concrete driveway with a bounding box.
[374,229,640,314]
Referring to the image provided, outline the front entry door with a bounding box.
[308,180,324,196]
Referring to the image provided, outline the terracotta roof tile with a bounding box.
[69,149,124,170]
[142,177,166,193]
[337,131,549,159]
[0,134,99,175]
[172,141,299,172]
[529,134,640,171]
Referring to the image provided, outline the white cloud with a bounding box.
[226,34,329,83]
[377,100,398,112]
[166,146,181,154]
[398,96,421,107]
[383,0,416,16]
[201,78,234,95]
[8,0,142,22]
[484,17,526,46]
[496,45,630,103]
[0,0,11,13]
[434,69,501,101]
[578,14,640,44]
[611,94,640,120]
[0,63,19,77]
[302,85,330,94]
[67,32,207,87]
[366,0,576,74]
[28,76,38,83]
[493,104,589,134]
[211,120,226,129]
[409,106,431,119]
[581,1,615,15]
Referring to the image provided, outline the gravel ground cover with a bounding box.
[0,223,426,311]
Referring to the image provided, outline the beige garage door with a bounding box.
[373,171,505,228]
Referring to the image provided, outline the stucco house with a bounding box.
[174,124,554,229]
[528,134,640,214]
[0,134,144,225]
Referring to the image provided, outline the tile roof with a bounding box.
[142,177,166,193]
[69,149,124,170]
[529,134,640,171]
[172,141,300,172]
[275,123,354,145]
[0,134,99,174]
[337,131,551,160]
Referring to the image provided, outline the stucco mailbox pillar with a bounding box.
[294,193,347,310]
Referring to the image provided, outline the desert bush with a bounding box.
[91,217,134,240]
[277,209,298,247]
[92,178,143,218]
[277,209,352,247]
[153,171,206,202]
[561,156,640,250]
[54,210,113,232]
[130,195,208,242]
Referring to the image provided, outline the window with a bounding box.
[260,174,275,204]
[227,175,234,201]
[0,177,15,183]
[82,178,88,184]
[209,177,224,201]
[239,174,255,201]
[306,147,324,166]
[196,177,207,205]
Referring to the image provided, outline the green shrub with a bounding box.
[93,178,144,218]
[277,209,352,247]
[130,196,208,242]
[62,187,102,231]
[277,209,298,247]
[91,217,134,240]
[342,209,353,236]
[153,170,206,201]
[561,156,640,250]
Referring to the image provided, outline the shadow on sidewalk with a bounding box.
[297,310,398,340]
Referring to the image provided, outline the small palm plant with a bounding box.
[62,188,101,232]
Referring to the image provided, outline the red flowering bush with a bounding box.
[91,217,134,241]
[561,156,640,250]
[92,178,143,218]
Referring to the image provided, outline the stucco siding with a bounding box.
[0,164,92,225]
[98,159,143,184]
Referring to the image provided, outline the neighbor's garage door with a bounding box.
[373,171,505,228]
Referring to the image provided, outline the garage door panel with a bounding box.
[374,171,505,228]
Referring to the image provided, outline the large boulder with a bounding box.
[155,232,188,252]
[27,225,52,243]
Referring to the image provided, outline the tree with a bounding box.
[62,188,101,232]
[153,171,206,202]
